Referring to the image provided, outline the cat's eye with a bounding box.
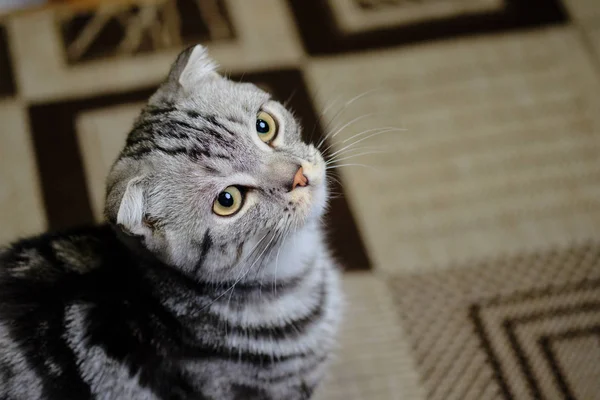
[213,186,244,216]
[256,111,278,144]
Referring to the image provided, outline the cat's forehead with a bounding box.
[183,79,272,112]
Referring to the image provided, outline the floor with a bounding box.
[0,0,599,399]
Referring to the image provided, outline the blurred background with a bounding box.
[0,0,599,398]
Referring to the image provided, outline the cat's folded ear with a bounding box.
[116,176,147,236]
[105,175,152,238]
[168,44,220,89]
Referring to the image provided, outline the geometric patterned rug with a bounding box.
[1,0,600,399]
[391,243,600,400]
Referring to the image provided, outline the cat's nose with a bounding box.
[291,166,309,191]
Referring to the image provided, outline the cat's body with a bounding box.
[0,224,340,400]
[0,46,342,399]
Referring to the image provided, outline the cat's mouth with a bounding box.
[286,154,327,223]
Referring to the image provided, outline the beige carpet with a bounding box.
[0,0,599,398]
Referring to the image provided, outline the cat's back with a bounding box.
[0,225,122,282]
[0,225,128,313]
[0,225,130,400]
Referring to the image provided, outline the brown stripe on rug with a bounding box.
[288,0,569,55]
[28,87,156,230]
[0,25,15,98]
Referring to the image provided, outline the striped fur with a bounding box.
[0,45,342,399]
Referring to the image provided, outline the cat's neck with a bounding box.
[133,222,326,318]
[249,221,325,285]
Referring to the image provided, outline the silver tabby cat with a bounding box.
[0,45,342,400]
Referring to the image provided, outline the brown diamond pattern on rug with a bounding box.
[27,69,371,271]
[345,0,505,29]
[288,0,568,55]
[0,25,15,98]
[355,0,501,12]
[471,281,600,399]
[389,242,600,400]
[59,0,234,64]
[539,326,600,400]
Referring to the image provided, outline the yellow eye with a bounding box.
[256,111,278,143]
[213,186,244,216]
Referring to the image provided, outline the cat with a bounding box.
[0,45,342,400]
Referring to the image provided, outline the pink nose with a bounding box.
[292,167,309,190]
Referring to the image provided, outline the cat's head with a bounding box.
[105,45,328,280]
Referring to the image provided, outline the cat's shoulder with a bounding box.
[0,225,121,283]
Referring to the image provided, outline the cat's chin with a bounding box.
[287,181,328,229]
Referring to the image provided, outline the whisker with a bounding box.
[257,230,284,300]
[197,231,272,313]
[325,145,387,163]
[326,163,381,173]
[230,233,271,285]
[229,231,278,291]
[326,149,389,165]
[342,126,405,144]
[329,179,344,193]
[321,126,398,155]
[320,94,341,118]
[312,95,339,147]
[322,88,382,132]
[318,113,377,150]
[327,127,405,159]
[307,87,329,144]
[283,87,299,108]
[273,231,289,295]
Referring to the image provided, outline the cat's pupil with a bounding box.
[218,192,234,208]
[256,119,269,134]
